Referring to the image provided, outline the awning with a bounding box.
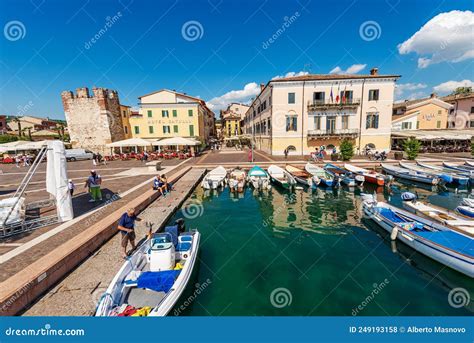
[152,137,199,146]
[391,129,474,141]
[106,138,153,148]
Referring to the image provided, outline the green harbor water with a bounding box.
[167,181,473,316]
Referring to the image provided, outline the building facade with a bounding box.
[220,103,249,137]
[442,92,474,129]
[130,89,214,143]
[119,105,132,139]
[61,87,127,154]
[0,115,7,134]
[243,68,399,155]
[392,94,452,131]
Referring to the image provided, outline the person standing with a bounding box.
[84,170,102,202]
[248,149,252,162]
[118,208,141,258]
[15,155,21,168]
[68,179,76,196]
[284,148,288,159]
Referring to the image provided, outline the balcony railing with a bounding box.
[308,98,361,111]
[307,128,360,137]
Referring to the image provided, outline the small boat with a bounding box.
[285,165,313,188]
[465,160,474,168]
[247,166,271,190]
[461,198,474,207]
[96,220,200,316]
[456,205,474,219]
[417,161,474,184]
[401,193,473,238]
[201,166,227,189]
[305,163,337,187]
[228,168,246,193]
[344,163,386,186]
[362,196,474,277]
[381,163,440,185]
[323,163,364,187]
[400,162,468,186]
[443,162,474,173]
[267,165,296,189]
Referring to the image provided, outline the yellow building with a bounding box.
[392,94,452,131]
[130,89,214,142]
[119,105,132,138]
[221,103,249,137]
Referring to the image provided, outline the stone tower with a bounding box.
[61,87,126,154]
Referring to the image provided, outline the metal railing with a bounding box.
[308,98,361,110]
[307,128,360,136]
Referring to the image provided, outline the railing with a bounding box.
[308,98,361,110]
[307,128,360,137]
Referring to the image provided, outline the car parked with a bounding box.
[65,149,94,162]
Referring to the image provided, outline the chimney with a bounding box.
[370,67,378,76]
[430,92,437,98]
[260,83,265,91]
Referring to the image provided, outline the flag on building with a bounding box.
[335,84,340,103]
[341,85,347,104]
[330,85,334,103]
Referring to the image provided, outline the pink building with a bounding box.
[442,92,474,129]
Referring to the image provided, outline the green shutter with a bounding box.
[174,125,178,133]
[149,126,154,134]
[134,126,140,134]
[189,125,194,136]
[147,110,152,117]
[188,109,193,117]
[172,109,177,117]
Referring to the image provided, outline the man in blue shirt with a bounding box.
[118,208,141,258]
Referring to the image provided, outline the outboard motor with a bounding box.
[257,177,264,190]
[175,218,186,233]
[401,192,417,202]
[208,179,214,189]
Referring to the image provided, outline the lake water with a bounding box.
[167,181,473,316]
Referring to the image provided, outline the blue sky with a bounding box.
[0,0,473,119]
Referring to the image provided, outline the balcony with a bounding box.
[308,99,361,111]
[307,128,360,138]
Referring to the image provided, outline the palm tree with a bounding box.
[12,117,22,137]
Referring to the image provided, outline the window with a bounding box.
[368,89,379,101]
[341,115,349,130]
[188,109,193,117]
[173,125,178,133]
[162,110,169,118]
[268,118,271,131]
[124,126,128,134]
[313,116,321,130]
[134,126,140,134]
[147,110,152,118]
[288,92,295,104]
[172,109,177,117]
[253,111,256,118]
[402,122,412,130]
[366,113,379,129]
[326,117,336,133]
[123,110,127,118]
[471,107,474,114]
[149,126,154,134]
[313,92,325,104]
[436,120,441,128]
[438,110,442,115]
[286,115,297,131]
[416,121,419,129]
[163,126,170,134]
[470,120,474,128]
[189,125,194,136]
[340,90,353,103]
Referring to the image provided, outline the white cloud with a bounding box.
[433,79,474,94]
[329,64,366,74]
[398,10,474,68]
[272,71,309,80]
[394,82,428,100]
[207,82,260,112]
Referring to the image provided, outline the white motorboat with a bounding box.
[228,168,246,193]
[267,165,296,189]
[247,166,271,190]
[201,166,227,189]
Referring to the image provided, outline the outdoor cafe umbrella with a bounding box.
[106,138,152,153]
[152,137,199,152]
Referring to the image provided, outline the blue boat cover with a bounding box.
[415,230,474,258]
[165,225,178,246]
[439,174,454,184]
[378,208,406,223]
[137,270,181,292]
[176,242,192,252]
[248,166,267,177]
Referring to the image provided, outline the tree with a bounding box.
[451,87,472,95]
[0,134,18,144]
[11,117,22,137]
[403,138,421,160]
[339,139,354,161]
[471,139,474,157]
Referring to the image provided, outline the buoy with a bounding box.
[390,226,398,241]
[391,241,397,253]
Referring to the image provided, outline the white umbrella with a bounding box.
[152,137,199,152]
[106,138,152,153]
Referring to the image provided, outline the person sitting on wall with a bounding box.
[160,174,172,193]
[118,208,142,258]
[152,175,167,196]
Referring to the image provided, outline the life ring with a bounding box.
[183,253,188,259]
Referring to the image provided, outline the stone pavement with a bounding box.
[22,168,205,316]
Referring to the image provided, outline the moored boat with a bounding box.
[400,161,467,186]
[267,165,296,189]
[201,166,227,189]
[465,160,474,168]
[344,163,386,186]
[456,205,474,219]
[417,161,474,184]
[305,163,338,187]
[247,166,271,190]
[285,165,313,188]
[381,163,440,185]
[323,163,364,187]
[228,168,246,193]
[443,162,474,173]
[96,220,200,317]
[362,196,474,278]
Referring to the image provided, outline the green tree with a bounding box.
[471,139,474,157]
[451,86,472,95]
[403,138,421,160]
[0,134,18,144]
[339,139,354,161]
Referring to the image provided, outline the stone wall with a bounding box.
[61,87,126,154]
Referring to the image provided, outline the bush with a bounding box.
[403,138,421,160]
[0,134,18,144]
[471,139,474,157]
[339,139,354,161]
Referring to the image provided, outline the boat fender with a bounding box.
[390,226,398,241]
[439,174,453,184]
[401,192,416,202]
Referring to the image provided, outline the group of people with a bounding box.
[92,152,106,166]
[67,169,103,202]
[14,154,33,168]
[152,174,171,195]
